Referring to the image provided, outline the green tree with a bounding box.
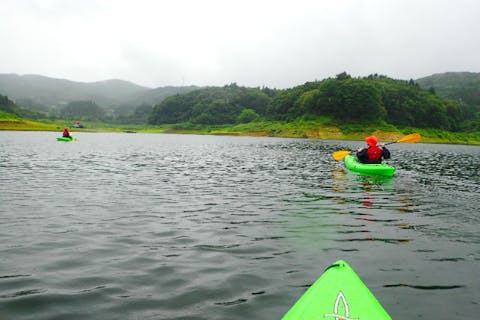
[151,85,274,125]
[236,108,259,123]
[0,94,17,114]
[336,72,352,80]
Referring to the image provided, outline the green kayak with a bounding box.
[282,260,392,320]
[56,136,76,141]
[344,155,395,177]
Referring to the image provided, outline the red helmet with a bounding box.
[365,135,378,147]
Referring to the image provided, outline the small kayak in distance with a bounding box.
[282,260,392,320]
[344,155,395,177]
[56,136,76,141]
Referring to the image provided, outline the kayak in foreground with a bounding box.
[344,155,395,177]
[282,260,392,320]
[56,136,76,141]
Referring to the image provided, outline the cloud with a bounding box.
[1,0,479,88]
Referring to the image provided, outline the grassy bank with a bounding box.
[0,111,59,131]
[1,113,479,145]
[159,119,480,145]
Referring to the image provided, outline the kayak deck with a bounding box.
[282,260,392,320]
[344,155,395,177]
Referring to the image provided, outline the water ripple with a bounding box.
[1,132,479,320]
[385,284,465,290]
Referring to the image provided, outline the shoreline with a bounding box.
[1,120,479,145]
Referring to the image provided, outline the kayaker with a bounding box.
[62,127,72,139]
[356,135,390,164]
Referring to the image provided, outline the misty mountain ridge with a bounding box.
[0,73,198,112]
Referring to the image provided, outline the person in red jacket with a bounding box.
[356,135,390,164]
[62,128,72,139]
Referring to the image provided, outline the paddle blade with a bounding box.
[333,150,351,161]
[397,133,421,143]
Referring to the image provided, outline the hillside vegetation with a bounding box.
[416,72,480,131]
[2,72,480,144]
[151,73,478,132]
[416,72,480,105]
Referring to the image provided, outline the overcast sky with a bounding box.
[1,0,479,88]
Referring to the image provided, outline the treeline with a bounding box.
[58,101,152,123]
[150,84,274,125]
[0,94,16,114]
[416,72,480,131]
[268,73,464,130]
[151,73,478,131]
[416,72,480,106]
[0,94,151,124]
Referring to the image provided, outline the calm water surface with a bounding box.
[1,131,479,319]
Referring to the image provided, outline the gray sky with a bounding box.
[1,0,479,88]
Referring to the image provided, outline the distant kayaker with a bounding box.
[356,135,390,164]
[62,127,72,139]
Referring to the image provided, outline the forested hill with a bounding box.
[415,72,480,131]
[151,73,478,131]
[416,72,480,107]
[150,84,275,125]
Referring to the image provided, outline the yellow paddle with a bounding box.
[332,150,352,161]
[332,133,421,161]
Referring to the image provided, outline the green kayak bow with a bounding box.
[282,260,392,320]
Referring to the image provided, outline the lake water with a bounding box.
[1,131,479,319]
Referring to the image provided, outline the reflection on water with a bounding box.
[293,169,415,246]
[0,131,479,319]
